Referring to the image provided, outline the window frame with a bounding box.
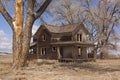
[52,47,56,52]
[42,34,46,41]
[77,34,82,41]
[41,47,46,55]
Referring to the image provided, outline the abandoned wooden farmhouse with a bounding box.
[29,23,96,61]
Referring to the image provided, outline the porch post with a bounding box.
[82,47,88,59]
[93,49,97,60]
[36,42,39,60]
[57,47,61,60]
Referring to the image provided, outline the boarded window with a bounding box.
[41,48,46,55]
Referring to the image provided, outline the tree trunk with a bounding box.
[20,0,35,67]
[13,0,24,70]
[21,18,34,67]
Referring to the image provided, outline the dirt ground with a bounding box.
[0,55,120,80]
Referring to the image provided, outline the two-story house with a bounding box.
[29,23,96,60]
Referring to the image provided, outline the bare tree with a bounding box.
[48,0,120,58]
[0,0,52,70]
[49,0,85,25]
[84,0,120,58]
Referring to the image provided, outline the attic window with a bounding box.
[42,34,46,41]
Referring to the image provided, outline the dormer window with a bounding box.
[42,34,46,41]
[77,34,82,41]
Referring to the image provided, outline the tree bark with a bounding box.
[13,0,24,69]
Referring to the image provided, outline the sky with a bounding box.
[0,15,12,52]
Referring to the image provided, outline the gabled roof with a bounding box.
[34,23,89,37]
[44,23,80,33]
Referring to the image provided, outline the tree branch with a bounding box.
[34,0,52,19]
[0,0,14,30]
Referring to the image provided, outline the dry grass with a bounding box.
[0,55,120,80]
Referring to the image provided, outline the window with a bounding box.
[33,38,37,42]
[78,47,82,56]
[41,48,46,55]
[77,34,79,41]
[80,34,82,41]
[52,47,56,52]
[87,47,91,54]
[42,34,46,41]
[77,34,82,41]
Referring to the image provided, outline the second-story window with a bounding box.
[42,34,46,41]
[80,34,82,41]
[77,34,82,41]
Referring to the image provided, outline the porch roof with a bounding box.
[50,41,94,47]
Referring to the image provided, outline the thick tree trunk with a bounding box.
[13,33,23,69]
[21,18,34,67]
[20,0,35,67]
[13,0,24,70]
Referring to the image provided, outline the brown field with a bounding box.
[0,55,120,80]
